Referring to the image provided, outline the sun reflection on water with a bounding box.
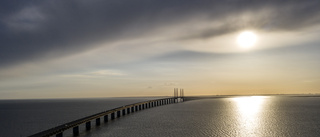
[232,96,268,136]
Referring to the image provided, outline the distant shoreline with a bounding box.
[1,94,320,101]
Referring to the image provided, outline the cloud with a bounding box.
[163,82,178,86]
[4,6,45,31]
[62,69,126,78]
[1,0,320,68]
[0,0,320,85]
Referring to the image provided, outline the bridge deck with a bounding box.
[29,97,182,137]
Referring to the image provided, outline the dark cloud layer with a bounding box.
[1,0,320,67]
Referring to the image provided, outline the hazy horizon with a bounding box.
[1,0,320,99]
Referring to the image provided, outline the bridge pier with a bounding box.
[139,104,141,110]
[86,121,91,130]
[104,115,108,122]
[111,112,115,120]
[135,105,138,111]
[117,111,121,118]
[96,118,100,126]
[56,132,63,137]
[131,106,135,113]
[122,109,126,116]
[73,126,79,136]
[142,104,145,109]
[127,108,130,114]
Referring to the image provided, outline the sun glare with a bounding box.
[237,31,257,48]
[232,96,267,136]
[232,96,265,116]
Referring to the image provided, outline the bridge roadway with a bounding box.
[29,97,184,137]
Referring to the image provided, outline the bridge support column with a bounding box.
[96,118,100,126]
[142,104,145,109]
[86,121,91,130]
[131,107,134,113]
[122,109,126,116]
[104,115,108,122]
[111,112,115,120]
[157,101,159,106]
[127,108,130,114]
[56,132,63,137]
[139,105,141,110]
[73,126,79,136]
[135,106,138,111]
[117,111,121,118]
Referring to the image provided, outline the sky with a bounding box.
[1,0,320,99]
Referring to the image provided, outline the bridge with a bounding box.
[29,88,185,137]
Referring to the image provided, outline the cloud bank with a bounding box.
[1,0,320,98]
[1,0,320,67]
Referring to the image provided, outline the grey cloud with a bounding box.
[1,0,320,67]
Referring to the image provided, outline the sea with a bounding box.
[0,96,319,137]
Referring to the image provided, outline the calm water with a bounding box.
[0,97,161,137]
[1,96,320,137]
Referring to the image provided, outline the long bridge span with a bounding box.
[29,89,185,137]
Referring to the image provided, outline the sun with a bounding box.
[237,31,257,48]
